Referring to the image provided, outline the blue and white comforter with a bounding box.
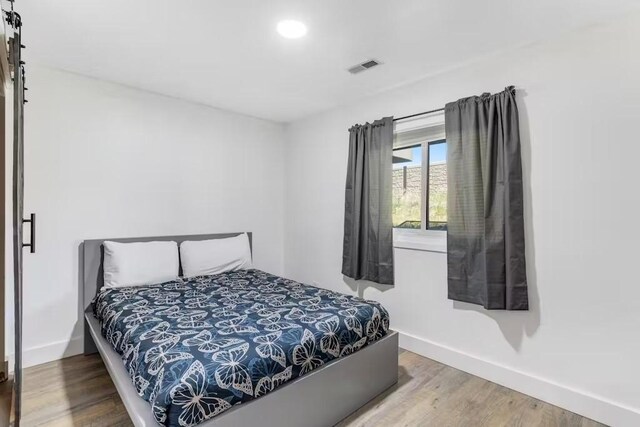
[93,269,390,426]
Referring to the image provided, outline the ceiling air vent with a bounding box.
[348,59,382,74]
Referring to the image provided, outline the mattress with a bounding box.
[93,269,390,427]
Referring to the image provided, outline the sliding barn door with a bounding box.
[8,12,34,426]
[10,34,24,427]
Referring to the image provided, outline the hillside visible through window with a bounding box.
[428,141,447,230]
[392,140,447,230]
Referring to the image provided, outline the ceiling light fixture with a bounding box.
[277,20,307,39]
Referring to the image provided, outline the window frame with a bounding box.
[424,138,447,231]
[392,115,447,253]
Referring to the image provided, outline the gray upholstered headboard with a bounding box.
[82,232,252,353]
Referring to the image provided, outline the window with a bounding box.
[392,144,423,229]
[427,140,447,230]
[392,117,447,232]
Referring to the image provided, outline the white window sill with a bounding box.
[393,229,447,253]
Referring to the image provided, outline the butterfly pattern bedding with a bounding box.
[93,269,390,427]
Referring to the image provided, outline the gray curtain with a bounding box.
[342,117,394,285]
[445,87,528,310]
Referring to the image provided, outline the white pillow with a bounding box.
[180,234,252,278]
[103,241,179,288]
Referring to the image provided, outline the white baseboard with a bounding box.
[7,336,84,372]
[397,330,640,427]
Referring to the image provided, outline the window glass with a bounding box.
[428,141,447,230]
[392,145,422,229]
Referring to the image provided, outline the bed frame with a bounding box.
[82,232,399,427]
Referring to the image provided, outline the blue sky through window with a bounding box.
[393,140,446,169]
[430,141,447,164]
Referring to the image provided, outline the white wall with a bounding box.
[18,66,286,367]
[284,13,640,427]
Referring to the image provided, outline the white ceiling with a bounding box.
[17,0,640,123]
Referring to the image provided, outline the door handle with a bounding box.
[22,213,35,253]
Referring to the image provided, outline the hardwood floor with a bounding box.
[0,377,12,426]
[8,349,603,427]
[337,350,603,427]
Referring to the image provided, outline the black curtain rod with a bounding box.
[393,107,444,122]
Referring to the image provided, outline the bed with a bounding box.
[83,233,398,427]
